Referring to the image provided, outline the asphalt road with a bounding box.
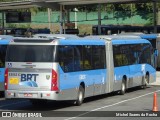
[0,85,160,120]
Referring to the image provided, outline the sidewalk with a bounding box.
[150,71,160,86]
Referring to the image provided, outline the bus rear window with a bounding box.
[6,45,56,62]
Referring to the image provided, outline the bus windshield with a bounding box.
[0,45,7,68]
[6,45,56,62]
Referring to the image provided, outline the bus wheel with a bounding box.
[142,75,149,89]
[75,85,84,106]
[120,79,126,95]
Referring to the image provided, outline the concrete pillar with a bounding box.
[60,5,63,34]
[158,9,160,25]
[153,0,157,33]
[98,4,101,35]
[48,8,51,31]
[2,11,5,35]
[63,5,66,34]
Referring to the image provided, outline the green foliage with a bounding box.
[6,23,31,28]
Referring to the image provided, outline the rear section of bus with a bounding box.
[5,38,60,100]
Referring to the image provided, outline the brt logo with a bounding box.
[21,74,39,82]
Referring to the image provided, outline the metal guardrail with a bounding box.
[0,0,37,10]
[0,0,32,5]
[32,0,45,2]
[0,0,31,3]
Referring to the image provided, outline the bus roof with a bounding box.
[0,35,13,44]
[10,35,151,46]
[85,35,141,40]
[140,34,158,39]
[0,35,13,40]
[85,35,151,45]
[33,34,78,39]
[112,39,151,45]
[0,39,12,44]
[119,33,158,40]
[11,37,105,45]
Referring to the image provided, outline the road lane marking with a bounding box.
[0,100,28,108]
[65,89,160,120]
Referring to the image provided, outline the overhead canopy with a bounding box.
[0,0,158,11]
[32,0,156,9]
[0,1,37,10]
[46,0,153,5]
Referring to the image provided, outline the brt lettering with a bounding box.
[21,74,39,82]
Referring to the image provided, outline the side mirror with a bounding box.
[154,49,158,56]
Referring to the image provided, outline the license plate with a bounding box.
[9,78,19,84]
[24,93,32,97]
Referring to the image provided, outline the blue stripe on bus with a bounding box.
[140,34,158,40]
[59,38,151,46]
[114,64,156,81]
[0,68,5,82]
[112,39,151,45]
[58,65,107,90]
[59,39,105,45]
[58,63,156,90]
[0,40,11,44]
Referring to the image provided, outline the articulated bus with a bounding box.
[118,33,160,69]
[92,25,160,35]
[4,36,156,105]
[0,36,13,92]
[140,34,160,69]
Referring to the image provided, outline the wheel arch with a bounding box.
[80,82,85,93]
[123,75,127,88]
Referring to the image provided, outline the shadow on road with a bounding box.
[0,86,152,111]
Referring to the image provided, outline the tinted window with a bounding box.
[148,39,156,49]
[83,45,92,70]
[6,45,55,62]
[58,46,76,72]
[113,44,152,67]
[58,45,106,73]
[139,44,152,64]
[92,46,106,69]
[0,45,7,68]
[113,45,130,67]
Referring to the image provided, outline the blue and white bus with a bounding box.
[119,33,160,69]
[0,36,13,92]
[4,35,156,105]
[139,34,160,69]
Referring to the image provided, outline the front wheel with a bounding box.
[75,85,84,106]
[120,80,126,95]
[142,75,149,89]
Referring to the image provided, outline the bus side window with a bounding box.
[58,46,82,72]
[74,46,81,71]
[58,46,74,72]
[83,45,92,70]
[58,46,64,70]
[92,46,106,69]
[129,45,139,64]
[139,44,152,65]
[113,45,130,67]
[64,46,74,72]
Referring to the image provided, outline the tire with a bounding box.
[142,75,149,89]
[75,85,84,106]
[120,79,126,95]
